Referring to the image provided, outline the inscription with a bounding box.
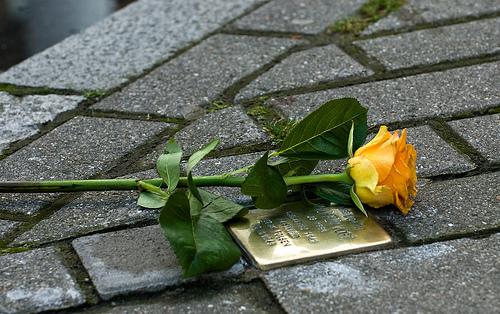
[274,228,292,246]
[286,211,309,231]
[251,206,365,247]
[279,219,301,239]
[304,231,319,243]
[252,222,276,246]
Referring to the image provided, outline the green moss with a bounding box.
[263,119,297,143]
[247,101,296,144]
[247,96,272,119]
[207,100,232,113]
[0,83,61,96]
[331,17,370,34]
[489,107,500,114]
[329,0,406,35]
[83,90,109,101]
[247,104,272,119]
[0,246,31,255]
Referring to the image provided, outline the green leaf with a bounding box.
[272,158,318,177]
[159,190,242,277]
[277,98,368,160]
[187,172,203,205]
[156,139,182,192]
[348,121,355,158]
[187,215,241,277]
[159,191,197,271]
[197,189,247,222]
[187,138,219,173]
[137,191,168,209]
[137,180,170,209]
[350,186,368,216]
[313,182,353,206]
[185,138,219,205]
[241,152,287,209]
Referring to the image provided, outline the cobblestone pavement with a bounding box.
[0,0,499,313]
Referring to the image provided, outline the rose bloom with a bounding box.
[348,126,417,215]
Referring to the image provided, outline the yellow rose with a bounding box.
[347,126,417,215]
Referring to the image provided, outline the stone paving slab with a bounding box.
[236,44,373,101]
[0,194,54,218]
[0,92,84,153]
[0,247,85,313]
[0,117,170,215]
[232,0,365,34]
[270,62,500,126]
[79,282,283,314]
[355,18,500,70]
[395,125,474,177]
[262,233,500,314]
[364,0,500,35]
[94,34,298,119]
[448,114,500,163]
[13,170,158,245]
[174,106,270,156]
[376,171,500,244]
[0,0,266,90]
[0,219,20,238]
[72,225,244,300]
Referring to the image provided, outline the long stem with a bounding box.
[0,172,352,193]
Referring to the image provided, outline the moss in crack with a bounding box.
[83,90,110,102]
[247,104,271,119]
[0,83,67,96]
[247,99,296,144]
[264,119,297,143]
[429,120,487,166]
[0,245,32,255]
[207,100,232,113]
[328,0,406,35]
[57,243,100,304]
[489,107,500,114]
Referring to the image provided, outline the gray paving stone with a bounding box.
[0,247,85,313]
[313,160,346,174]
[0,219,20,238]
[0,117,170,215]
[364,0,500,34]
[0,0,266,90]
[72,225,245,300]
[270,62,500,126]
[448,114,500,163]
[401,125,475,177]
[174,106,270,156]
[0,92,83,153]
[263,233,500,314]
[232,0,365,34]
[13,170,158,245]
[236,44,373,101]
[355,18,500,70]
[80,282,282,314]
[377,171,500,244]
[94,35,298,119]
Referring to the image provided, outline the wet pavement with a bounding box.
[0,0,135,71]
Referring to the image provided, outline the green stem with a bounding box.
[0,172,352,193]
[285,172,353,186]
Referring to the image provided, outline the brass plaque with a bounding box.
[228,202,392,270]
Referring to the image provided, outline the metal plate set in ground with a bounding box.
[228,202,392,270]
